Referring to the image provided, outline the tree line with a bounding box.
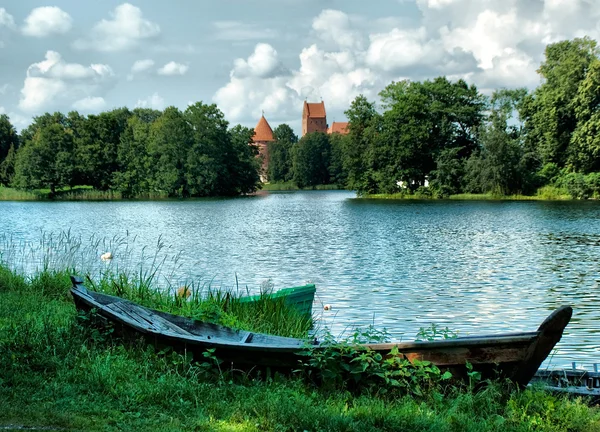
[267,36,600,198]
[2,37,600,198]
[0,103,261,197]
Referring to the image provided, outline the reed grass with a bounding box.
[0,266,598,430]
[0,186,171,201]
[262,182,342,191]
[1,231,599,430]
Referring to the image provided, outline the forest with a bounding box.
[2,37,600,199]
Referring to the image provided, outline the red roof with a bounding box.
[327,122,349,135]
[253,115,275,142]
[304,101,326,119]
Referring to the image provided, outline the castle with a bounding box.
[253,101,349,180]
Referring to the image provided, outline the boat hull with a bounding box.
[70,276,572,387]
[239,284,316,318]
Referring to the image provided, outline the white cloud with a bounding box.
[232,43,287,79]
[0,8,15,29]
[136,92,164,110]
[312,9,364,50]
[0,8,15,48]
[0,106,4,114]
[73,3,160,52]
[132,59,154,74]
[157,61,189,76]
[213,21,277,41]
[0,84,8,95]
[72,96,106,111]
[127,59,154,81]
[19,51,115,113]
[22,6,72,37]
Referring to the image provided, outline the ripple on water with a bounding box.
[2,193,600,368]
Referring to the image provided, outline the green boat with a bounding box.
[239,284,316,317]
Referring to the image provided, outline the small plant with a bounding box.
[415,323,459,342]
[298,326,452,396]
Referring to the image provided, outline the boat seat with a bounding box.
[106,302,193,336]
[241,332,254,343]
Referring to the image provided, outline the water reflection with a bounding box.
[2,193,600,368]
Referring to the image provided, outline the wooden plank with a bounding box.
[117,302,193,336]
[106,302,154,330]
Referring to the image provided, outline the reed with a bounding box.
[0,230,312,338]
[0,265,599,431]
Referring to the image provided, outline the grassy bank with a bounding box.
[0,186,172,201]
[262,182,342,191]
[363,186,574,201]
[1,265,600,431]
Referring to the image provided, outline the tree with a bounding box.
[293,132,331,188]
[522,37,599,168]
[13,123,75,193]
[328,132,348,187]
[75,108,132,190]
[113,116,152,197]
[184,102,232,196]
[569,59,600,172]
[228,125,261,194]
[343,95,380,193]
[0,115,19,185]
[464,89,529,195]
[268,124,297,182]
[147,107,193,196]
[373,77,485,194]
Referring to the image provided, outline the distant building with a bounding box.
[253,115,275,182]
[327,122,349,135]
[302,101,328,136]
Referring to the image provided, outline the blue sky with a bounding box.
[1,0,599,134]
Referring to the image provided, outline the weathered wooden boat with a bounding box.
[531,365,600,399]
[239,283,316,317]
[70,276,572,387]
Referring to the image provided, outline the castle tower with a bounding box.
[302,101,327,136]
[253,114,275,182]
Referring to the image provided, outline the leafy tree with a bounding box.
[0,115,19,185]
[569,58,600,172]
[464,89,529,195]
[268,124,297,182]
[373,77,485,194]
[75,108,132,190]
[328,132,348,187]
[13,123,75,193]
[147,106,193,196]
[293,132,331,188]
[343,95,380,193]
[228,125,261,194]
[522,37,599,168]
[113,116,152,197]
[184,102,231,196]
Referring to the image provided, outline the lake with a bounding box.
[2,190,600,369]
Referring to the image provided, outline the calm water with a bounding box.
[2,190,600,368]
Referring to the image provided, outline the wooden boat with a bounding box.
[531,365,600,399]
[70,276,572,387]
[239,283,316,317]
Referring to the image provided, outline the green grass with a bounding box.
[1,233,599,431]
[1,268,599,431]
[0,186,171,201]
[362,189,575,201]
[262,182,342,191]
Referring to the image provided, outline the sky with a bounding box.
[1,0,599,134]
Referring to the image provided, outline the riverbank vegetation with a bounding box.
[3,37,600,201]
[2,266,600,431]
[0,235,599,431]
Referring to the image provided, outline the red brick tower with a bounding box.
[253,114,275,182]
[302,101,327,136]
